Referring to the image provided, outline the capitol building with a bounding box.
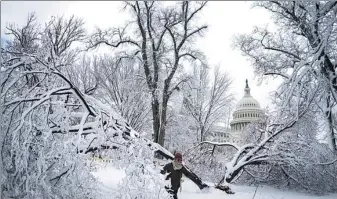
[210,79,265,143]
[229,79,265,143]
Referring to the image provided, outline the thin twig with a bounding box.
[252,185,259,199]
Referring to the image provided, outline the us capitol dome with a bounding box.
[229,79,265,142]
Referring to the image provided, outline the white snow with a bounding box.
[92,164,337,199]
[93,166,126,190]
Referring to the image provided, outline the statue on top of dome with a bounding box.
[244,79,250,96]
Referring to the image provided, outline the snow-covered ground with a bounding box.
[92,165,337,199]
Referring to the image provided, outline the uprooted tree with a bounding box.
[0,49,174,198]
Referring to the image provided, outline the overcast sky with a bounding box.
[1,1,282,110]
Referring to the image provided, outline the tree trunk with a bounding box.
[222,162,262,184]
[152,97,161,144]
[158,124,166,147]
[224,166,244,183]
[158,95,169,146]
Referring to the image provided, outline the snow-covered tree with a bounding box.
[4,12,40,54]
[164,110,197,153]
[233,1,337,152]
[236,112,337,194]
[87,1,208,147]
[0,13,97,199]
[94,56,151,133]
[185,100,337,194]
[182,65,234,142]
[65,55,98,96]
[0,51,99,199]
[66,55,152,133]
